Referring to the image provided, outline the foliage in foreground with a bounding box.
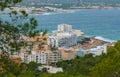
[1,40,120,77]
[90,41,120,77]
[1,41,120,77]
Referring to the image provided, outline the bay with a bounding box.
[32,9,120,41]
[1,9,120,41]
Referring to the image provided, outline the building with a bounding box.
[47,24,83,48]
[89,45,107,56]
[47,33,77,48]
[38,65,63,74]
[19,33,61,64]
[59,48,77,60]
[58,24,72,32]
[49,51,61,63]
[77,48,85,57]
[77,45,107,57]
[19,50,61,64]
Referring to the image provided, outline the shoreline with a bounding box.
[82,35,116,43]
[0,8,119,42]
[1,7,120,15]
[31,8,120,15]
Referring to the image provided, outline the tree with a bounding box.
[0,72,16,77]
[27,61,39,71]
[90,41,120,77]
[0,0,22,10]
[0,0,43,76]
[0,0,40,57]
[18,70,35,77]
[56,54,105,76]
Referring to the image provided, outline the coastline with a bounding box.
[30,6,120,15]
[1,8,119,42]
[83,35,116,43]
[30,9,119,42]
[1,6,120,15]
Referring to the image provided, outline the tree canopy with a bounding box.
[90,41,120,77]
[0,0,39,57]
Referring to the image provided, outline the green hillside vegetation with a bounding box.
[90,41,120,77]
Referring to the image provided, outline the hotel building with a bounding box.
[47,24,84,48]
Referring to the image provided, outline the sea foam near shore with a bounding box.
[95,36,115,43]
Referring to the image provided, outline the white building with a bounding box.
[77,45,107,57]
[38,65,63,74]
[58,24,72,32]
[89,45,107,57]
[47,33,77,48]
[19,50,61,64]
[47,24,83,48]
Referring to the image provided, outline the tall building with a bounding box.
[47,33,77,48]
[47,24,83,48]
[58,24,72,32]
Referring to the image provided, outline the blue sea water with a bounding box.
[1,9,120,41]
[31,9,120,41]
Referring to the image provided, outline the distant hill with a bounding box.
[20,0,120,7]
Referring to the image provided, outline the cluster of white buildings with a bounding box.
[77,45,107,57]
[20,46,61,64]
[7,24,113,66]
[47,24,84,48]
[0,24,115,74]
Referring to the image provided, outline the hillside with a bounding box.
[21,0,120,7]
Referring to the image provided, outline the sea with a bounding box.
[1,9,120,42]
